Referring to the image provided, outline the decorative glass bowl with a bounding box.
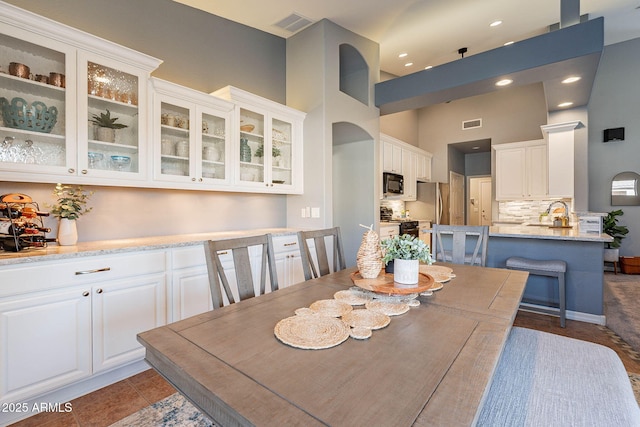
[110,155,131,171]
[0,97,58,133]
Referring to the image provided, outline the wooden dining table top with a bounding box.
[137,263,527,427]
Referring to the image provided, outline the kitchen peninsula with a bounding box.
[488,224,612,323]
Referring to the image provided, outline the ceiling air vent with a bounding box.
[273,12,313,34]
[462,118,482,130]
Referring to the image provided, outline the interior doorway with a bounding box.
[468,176,492,225]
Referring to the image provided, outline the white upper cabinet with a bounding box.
[0,2,161,186]
[212,86,305,194]
[380,133,433,201]
[151,78,233,189]
[494,139,547,200]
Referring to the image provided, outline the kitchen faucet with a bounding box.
[546,201,570,225]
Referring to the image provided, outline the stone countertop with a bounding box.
[489,224,613,243]
[0,228,300,267]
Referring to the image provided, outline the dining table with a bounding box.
[137,263,527,427]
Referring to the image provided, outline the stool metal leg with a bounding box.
[558,272,566,328]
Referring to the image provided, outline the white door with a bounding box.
[450,171,465,225]
[479,178,493,225]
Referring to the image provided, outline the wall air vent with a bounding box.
[273,12,313,34]
[462,118,482,130]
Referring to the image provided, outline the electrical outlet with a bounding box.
[311,207,320,218]
[301,208,307,218]
[305,207,311,217]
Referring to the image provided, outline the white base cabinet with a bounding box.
[0,251,167,406]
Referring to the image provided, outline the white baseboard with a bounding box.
[0,359,150,426]
[519,302,606,326]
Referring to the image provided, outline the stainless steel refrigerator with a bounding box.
[406,182,450,225]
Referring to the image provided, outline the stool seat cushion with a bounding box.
[478,327,640,426]
[506,256,567,273]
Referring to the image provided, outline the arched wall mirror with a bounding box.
[611,171,640,206]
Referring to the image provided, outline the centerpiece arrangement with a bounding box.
[49,183,93,246]
[381,234,432,285]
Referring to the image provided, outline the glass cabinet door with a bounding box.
[158,101,192,180]
[200,110,227,182]
[82,58,142,177]
[0,33,73,174]
[238,107,265,185]
[270,117,293,187]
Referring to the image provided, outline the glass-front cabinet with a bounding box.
[212,86,305,194]
[0,31,75,176]
[0,2,161,185]
[152,78,233,188]
[81,59,143,178]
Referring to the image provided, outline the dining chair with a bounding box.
[297,227,347,280]
[431,224,489,266]
[204,234,278,308]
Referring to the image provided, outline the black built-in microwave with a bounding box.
[383,172,404,195]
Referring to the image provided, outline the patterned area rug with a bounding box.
[109,393,214,427]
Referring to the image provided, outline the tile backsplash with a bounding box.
[498,199,573,223]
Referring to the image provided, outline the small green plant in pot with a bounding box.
[602,209,629,264]
[90,109,128,143]
[381,234,432,285]
[48,183,94,246]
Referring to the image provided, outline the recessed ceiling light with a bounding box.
[398,53,408,58]
[490,20,503,27]
[404,62,413,67]
[503,41,514,46]
[562,76,581,84]
[495,79,513,86]
[558,102,574,108]
[424,65,433,70]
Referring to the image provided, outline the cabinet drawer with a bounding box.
[0,250,167,297]
[172,245,207,269]
[271,234,301,254]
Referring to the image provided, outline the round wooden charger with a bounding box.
[350,270,435,295]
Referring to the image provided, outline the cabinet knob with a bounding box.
[191,178,196,182]
[68,168,75,174]
[81,169,88,174]
[96,288,103,294]
[198,178,203,182]
[82,291,90,297]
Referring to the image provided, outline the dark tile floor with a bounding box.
[9,310,640,427]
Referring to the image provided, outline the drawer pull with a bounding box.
[217,251,228,255]
[75,267,111,275]
[284,242,297,247]
[82,291,89,297]
[96,288,103,294]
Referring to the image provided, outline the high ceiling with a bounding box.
[174,0,640,77]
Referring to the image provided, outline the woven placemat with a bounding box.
[274,315,350,350]
[365,300,410,316]
[309,299,353,317]
[334,289,374,306]
[342,309,390,330]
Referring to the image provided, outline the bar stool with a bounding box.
[505,257,567,327]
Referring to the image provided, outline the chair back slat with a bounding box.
[298,227,347,280]
[432,224,489,267]
[204,234,278,308]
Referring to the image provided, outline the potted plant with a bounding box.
[380,234,432,285]
[254,145,281,165]
[49,183,93,246]
[90,109,128,143]
[602,209,629,264]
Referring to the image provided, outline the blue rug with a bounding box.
[110,393,214,426]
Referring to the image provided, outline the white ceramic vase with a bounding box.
[57,218,78,246]
[393,259,420,286]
